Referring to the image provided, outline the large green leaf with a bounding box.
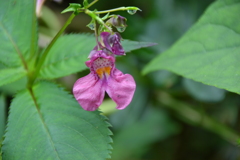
[0,76,27,95]
[0,94,6,138]
[39,34,155,79]
[0,0,37,67]
[121,40,156,53]
[143,0,240,94]
[0,68,27,87]
[2,82,112,160]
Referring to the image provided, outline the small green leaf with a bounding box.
[126,6,142,15]
[0,0,38,67]
[61,3,82,14]
[86,19,96,30]
[0,68,27,87]
[2,81,112,160]
[39,34,156,79]
[143,0,240,94]
[83,0,89,8]
[102,13,110,21]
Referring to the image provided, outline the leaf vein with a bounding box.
[28,88,61,160]
[54,142,89,160]
[58,124,101,157]
[0,22,28,70]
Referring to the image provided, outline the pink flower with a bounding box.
[36,0,45,17]
[73,50,136,111]
[36,0,62,17]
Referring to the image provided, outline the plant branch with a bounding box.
[95,6,141,14]
[86,0,99,9]
[93,20,99,49]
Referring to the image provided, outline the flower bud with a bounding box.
[100,32,125,55]
[107,15,127,32]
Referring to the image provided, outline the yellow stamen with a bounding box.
[96,66,111,79]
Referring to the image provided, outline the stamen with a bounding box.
[96,66,111,78]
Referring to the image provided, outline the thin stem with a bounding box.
[95,6,140,14]
[29,13,76,87]
[29,0,38,66]
[85,9,113,33]
[86,0,99,9]
[94,20,99,50]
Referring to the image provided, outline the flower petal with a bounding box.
[88,45,98,58]
[111,33,125,55]
[73,73,105,111]
[112,42,125,55]
[100,32,112,52]
[106,68,136,110]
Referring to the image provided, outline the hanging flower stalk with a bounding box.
[62,0,141,111]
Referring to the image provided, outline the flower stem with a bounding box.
[86,0,99,9]
[95,6,141,14]
[28,12,76,87]
[93,20,99,49]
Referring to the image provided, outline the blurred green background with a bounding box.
[2,0,240,159]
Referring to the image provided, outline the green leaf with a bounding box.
[61,3,82,14]
[143,0,240,94]
[0,76,27,95]
[121,40,157,53]
[0,94,5,160]
[2,82,112,160]
[86,18,96,30]
[39,34,157,79]
[101,13,110,21]
[0,68,27,87]
[126,6,142,15]
[0,144,2,160]
[0,94,6,138]
[0,0,37,68]
[83,0,89,8]
[39,34,95,79]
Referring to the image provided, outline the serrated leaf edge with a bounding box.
[2,81,113,159]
